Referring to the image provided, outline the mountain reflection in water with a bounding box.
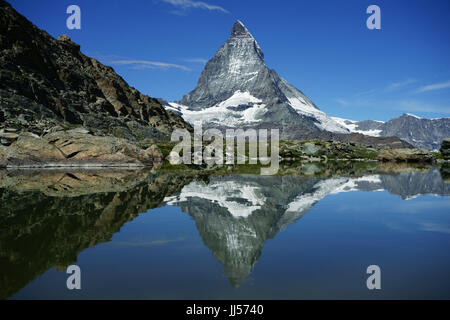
[1,163,449,299]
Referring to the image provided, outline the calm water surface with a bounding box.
[1,165,449,299]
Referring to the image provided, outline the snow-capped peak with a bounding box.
[403,113,422,119]
[231,20,253,38]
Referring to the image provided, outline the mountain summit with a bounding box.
[167,20,349,138]
[231,20,253,38]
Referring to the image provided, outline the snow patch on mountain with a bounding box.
[404,113,422,119]
[287,97,349,133]
[166,91,267,127]
[331,117,384,137]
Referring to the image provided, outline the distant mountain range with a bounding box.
[333,114,450,151]
[163,21,449,150]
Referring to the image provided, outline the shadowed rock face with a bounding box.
[0,0,190,141]
[441,139,450,160]
[0,165,448,297]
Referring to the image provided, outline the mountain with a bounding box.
[0,0,190,142]
[165,21,349,139]
[333,114,450,151]
[163,20,448,150]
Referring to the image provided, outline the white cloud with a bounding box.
[385,78,416,92]
[182,58,208,64]
[111,59,190,71]
[335,98,350,106]
[415,80,450,93]
[420,223,450,235]
[161,0,229,13]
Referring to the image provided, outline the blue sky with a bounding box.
[8,0,450,121]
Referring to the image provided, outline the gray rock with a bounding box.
[347,114,450,151]
[67,127,90,135]
[1,138,11,146]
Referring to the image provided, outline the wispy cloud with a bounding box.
[335,98,351,107]
[334,96,450,115]
[420,223,450,234]
[415,80,450,93]
[182,58,208,64]
[161,0,229,14]
[334,78,450,116]
[111,59,190,71]
[390,99,450,114]
[385,78,416,92]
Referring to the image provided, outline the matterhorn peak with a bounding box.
[169,20,350,138]
[231,20,253,38]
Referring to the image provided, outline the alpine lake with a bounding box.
[1,161,450,300]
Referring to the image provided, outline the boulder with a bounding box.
[145,145,163,160]
[57,34,71,42]
[0,132,19,140]
[0,131,154,168]
[0,130,20,145]
[1,139,11,146]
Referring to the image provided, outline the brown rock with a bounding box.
[145,145,163,160]
[57,34,71,42]
[0,132,19,140]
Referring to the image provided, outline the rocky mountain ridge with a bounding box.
[0,0,190,142]
[333,113,450,151]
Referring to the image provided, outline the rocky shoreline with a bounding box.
[0,126,163,168]
[0,124,447,168]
